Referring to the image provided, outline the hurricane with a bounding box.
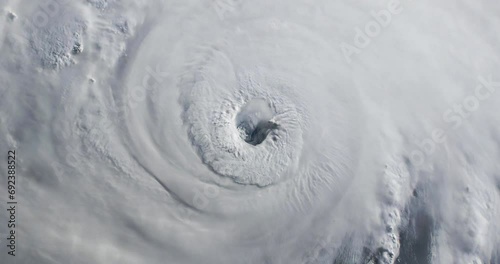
[0,0,499,263]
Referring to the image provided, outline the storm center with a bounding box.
[236,99,277,146]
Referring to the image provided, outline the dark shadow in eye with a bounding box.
[238,120,278,146]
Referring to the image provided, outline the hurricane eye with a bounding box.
[235,99,277,146]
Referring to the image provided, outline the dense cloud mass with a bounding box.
[0,0,499,263]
